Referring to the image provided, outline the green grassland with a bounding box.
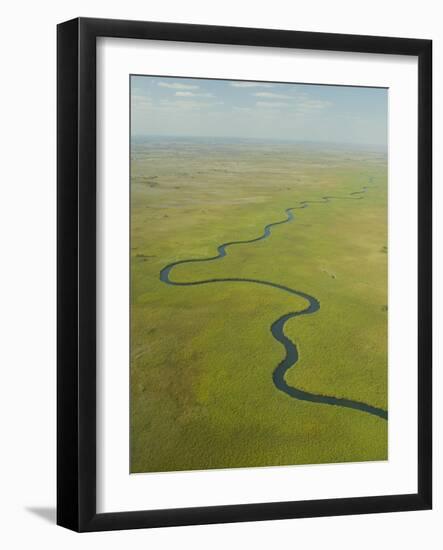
[130,138,388,473]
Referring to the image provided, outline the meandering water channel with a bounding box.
[159,181,388,421]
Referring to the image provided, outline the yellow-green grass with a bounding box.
[130,139,387,473]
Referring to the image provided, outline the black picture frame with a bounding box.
[57,17,432,532]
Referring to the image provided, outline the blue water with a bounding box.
[159,180,387,421]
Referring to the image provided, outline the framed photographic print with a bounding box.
[57,17,432,531]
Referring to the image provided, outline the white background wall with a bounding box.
[0,0,440,548]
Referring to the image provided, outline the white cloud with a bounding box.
[175,91,214,98]
[254,92,292,99]
[230,82,273,88]
[232,106,253,112]
[158,81,199,90]
[159,99,223,111]
[253,95,332,114]
[256,101,289,108]
[295,98,332,113]
[131,94,153,109]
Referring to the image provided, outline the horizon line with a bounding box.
[131,134,388,150]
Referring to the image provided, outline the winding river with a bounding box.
[159,181,388,421]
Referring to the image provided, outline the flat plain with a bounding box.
[130,137,388,473]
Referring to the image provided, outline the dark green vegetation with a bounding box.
[130,138,388,473]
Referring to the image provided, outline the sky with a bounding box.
[131,75,388,147]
